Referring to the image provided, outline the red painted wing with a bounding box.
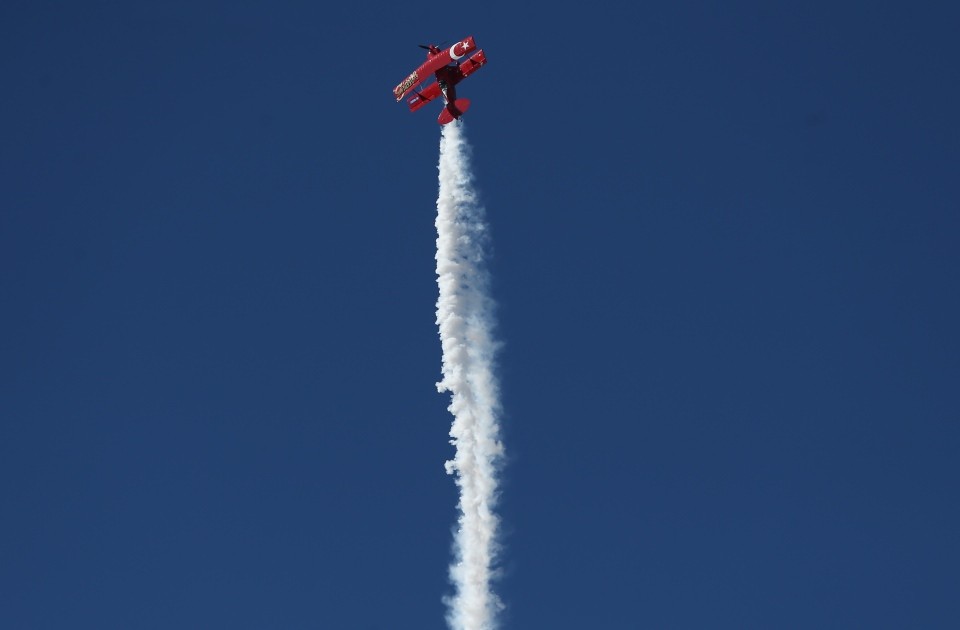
[407,83,442,113]
[457,49,487,80]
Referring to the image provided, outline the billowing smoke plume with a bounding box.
[435,121,504,630]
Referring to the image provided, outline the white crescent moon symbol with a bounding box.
[450,42,465,60]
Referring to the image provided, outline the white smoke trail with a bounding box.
[435,121,504,630]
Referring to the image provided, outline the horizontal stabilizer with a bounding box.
[438,98,470,125]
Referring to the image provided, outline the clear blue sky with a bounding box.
[2,1,958,628]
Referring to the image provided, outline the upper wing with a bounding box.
[394,69,427,102]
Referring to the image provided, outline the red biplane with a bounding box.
[393,36,487,125]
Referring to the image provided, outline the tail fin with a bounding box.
[438,98,471,125]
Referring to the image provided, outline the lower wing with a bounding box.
[407,83,442,112]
